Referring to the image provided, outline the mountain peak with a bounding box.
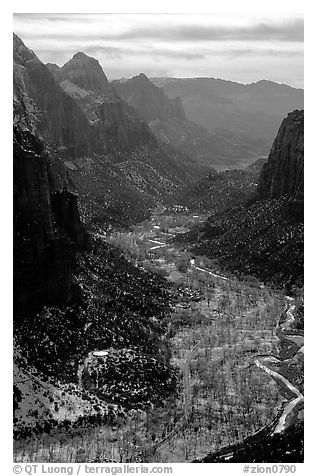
[58,51,109,94]
[127,73,153,88]
[71,51,95,63]
[134,72,150,81]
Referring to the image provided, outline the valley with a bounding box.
[14,211,303,463]
[12,28,304,465]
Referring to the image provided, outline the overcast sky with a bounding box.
[13,13,304,87]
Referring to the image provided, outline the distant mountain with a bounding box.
[13,34,200,227]
[151,77,304,144]
[184,111,304,290]
[113,73,186,122]
[113,74,269,170]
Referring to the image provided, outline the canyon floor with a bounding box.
[14,211,304,463]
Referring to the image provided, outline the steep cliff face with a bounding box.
[13,126,90,319]
[13,34,95,159]
[113,73,187,122]
[258,110,304,206]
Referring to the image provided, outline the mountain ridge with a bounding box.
[151,76,303,143]
[113,73,270,170]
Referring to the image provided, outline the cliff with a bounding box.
[258,110,304,207]
[13,126,91,319]
[13,34,95,159]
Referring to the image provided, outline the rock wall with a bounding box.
[258,110,304,207]
[13,127,90,319]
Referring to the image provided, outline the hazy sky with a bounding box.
[13,13,304,87]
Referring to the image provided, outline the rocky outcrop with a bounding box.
[13,126,90,319]
[258,110,304,211]
[113,73,186,122]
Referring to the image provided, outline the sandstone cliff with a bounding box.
[13,34,95,159]
[258,109,304,208]
[13,126,90,319]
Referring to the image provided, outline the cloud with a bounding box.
[103,19,304,43]
[13,13,304,87]
[14,14,303,43]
